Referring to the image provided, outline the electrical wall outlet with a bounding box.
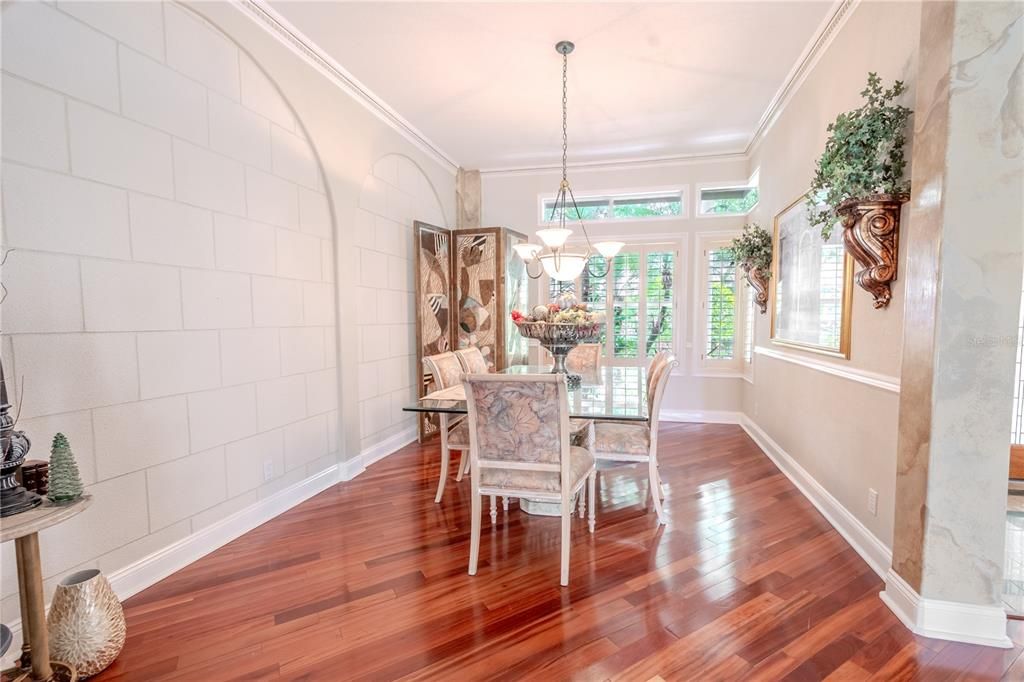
[868,488,878,516]
[263,460,275,482]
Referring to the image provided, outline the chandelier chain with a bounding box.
[561,50,568,183]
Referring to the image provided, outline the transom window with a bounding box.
[699,185,759,216]
[541,190,683,223]
[543,245,677,366]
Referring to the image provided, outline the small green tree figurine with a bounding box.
[48,433,84,503]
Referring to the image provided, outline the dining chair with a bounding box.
[422,352,471,503]
[565,343,602,373]
[455,346,490,374]
[452,346,491,481]
[463,373,596,586]
[591,354,678,524]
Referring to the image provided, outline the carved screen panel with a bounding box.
[454,230,499,371]
[414,221,453,440]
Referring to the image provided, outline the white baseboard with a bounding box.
[5,429,416,664]
[881,569,1012,648]
[343,426,416,480]
[738,415,892,578]
[661,409,742,424]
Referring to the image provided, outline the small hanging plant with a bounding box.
[728,223,772,314]
[727,223,772,277]
[808,73,912,239]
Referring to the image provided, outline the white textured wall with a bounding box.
[0,0,337,627]
[354,154,447,453]
[481,159,750,415]
[743,0,922,549]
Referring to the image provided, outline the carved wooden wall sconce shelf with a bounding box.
[744,266,770,314]
[837,194,907,309]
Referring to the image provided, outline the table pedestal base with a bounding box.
[519,498,563,516]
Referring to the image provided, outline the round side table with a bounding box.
[1,496,91,682]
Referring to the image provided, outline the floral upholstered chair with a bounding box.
[454,346,490,374]
[422,352,471,503]
[464,373,596,586]
[592,354,678,524]
[565,343,602,373]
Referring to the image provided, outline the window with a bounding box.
[541,244,677,366]
[696,235,742,373]
[541,189,683,224]
[699,185,759,216]
[704,247,737,359]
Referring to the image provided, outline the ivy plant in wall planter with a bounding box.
[728,223,772,314]
[808,72,912,309]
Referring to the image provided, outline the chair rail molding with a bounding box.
[881,569,1013,649]
[754,346,901,393]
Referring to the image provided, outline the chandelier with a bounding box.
[513,41,623,282]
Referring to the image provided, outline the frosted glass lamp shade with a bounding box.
[512,243,543,262]
[540,252,587,281]
[536,228,573,248]
[594,241,625,259]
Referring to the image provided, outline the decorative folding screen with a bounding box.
[414,223,528,441]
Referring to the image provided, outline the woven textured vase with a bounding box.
[47,569,126,677]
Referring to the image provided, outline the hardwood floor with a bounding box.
[93,423,1023,681]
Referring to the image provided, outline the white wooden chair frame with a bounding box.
[423,353,470,504]
[594,355,678,525]
[464,373,596,586]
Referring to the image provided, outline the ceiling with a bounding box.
[268,2,835,171]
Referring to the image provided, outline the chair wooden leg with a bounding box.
[455,451,467,482]
[490,495,497,524]
[501,496,509,512]
[649,457,666,525]
[434,415,451,504]
[656,467,665,500]
[560,504,571,586]
[588,471,596,533]
[469,493,481,575]
[462,455,471,477]
[578,488,586,519]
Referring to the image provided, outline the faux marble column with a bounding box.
[887,0,1024,644]
[456,168,481,229]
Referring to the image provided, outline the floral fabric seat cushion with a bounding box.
[480,446,594,493]
[593,422,651,457]
[447,418,471,448]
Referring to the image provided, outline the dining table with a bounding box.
[403,365,648,515]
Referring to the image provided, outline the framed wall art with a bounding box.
[769,193,854,358]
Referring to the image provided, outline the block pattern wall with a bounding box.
[0,1,338,623]
[354,155,446,453]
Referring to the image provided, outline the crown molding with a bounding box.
[234,0,460,175]
[235,0,857,179]
[744,0,859,156]
[479,151,748,177]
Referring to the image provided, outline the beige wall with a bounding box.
[744,0,922,549]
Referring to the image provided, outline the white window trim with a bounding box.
[696,168,760,219]
[537,185,689,226]
[540,239,683,368]
[692,231,743,376]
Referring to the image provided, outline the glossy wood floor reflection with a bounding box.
[94,423,1023,681]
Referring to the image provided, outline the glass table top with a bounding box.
[403,365,648,421]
